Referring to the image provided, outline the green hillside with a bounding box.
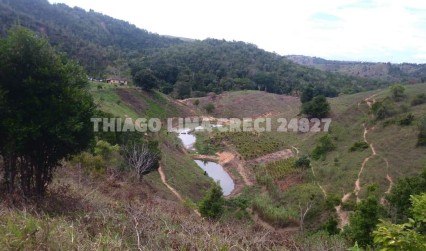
[1,2,426,250]
[0,0,182,76]
[134,39,389,97]
[287,55,426,83]
[0,0,390,97]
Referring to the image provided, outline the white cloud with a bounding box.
[49,0,426,63]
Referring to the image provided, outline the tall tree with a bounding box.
[390,84,405,101]
[132,69,158,91]
[0,27,96,196]
[301,95,331,118]
[199,183,224,219]
[344,185,384,248]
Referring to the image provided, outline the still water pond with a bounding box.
[194,160,235,196]
[176,128,235,196]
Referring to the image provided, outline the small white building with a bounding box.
[106,78,128,85]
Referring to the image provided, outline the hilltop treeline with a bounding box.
[287,55,426,83]
[132,39,388,98]
[0,0,389,97]
[0,0,182,76]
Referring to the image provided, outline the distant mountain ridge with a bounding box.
[286,55,426,83]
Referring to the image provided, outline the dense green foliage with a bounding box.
[390,84,406,101]
[0,27,96,195]
[349,141,369,152]
[131,69,159,90]
[301,95,331,118]
[132,39,388,97]
[312,134,336,160]
[411,93,426,106]
[373,194,426,250]
[295,155,311,169]
[199,183,225,219]
[387,168,426,222]
[255,158,299,181]
[344,186,385,248]
[252,195,298,227]
[371,97,398,120]
[212,132,287,159]
[0,0,392,98]
[0,0,182,76]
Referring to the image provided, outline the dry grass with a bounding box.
[0,165,300,250]
[182,90,300,118]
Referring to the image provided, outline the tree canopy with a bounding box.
[301,95,331,119]
[0,27,96,195]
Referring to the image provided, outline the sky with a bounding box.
[48,0,426,63]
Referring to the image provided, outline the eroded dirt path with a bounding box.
[353,95,378,201]
[385,174,393,194]
[217,151,254,186]
[291,146,300,157]
[335,205,349,228]
[158,165,184,202]
[247,149,294,166]
[354,124,377,202]
[247,208,299,233]
[158,165,201,216]
[336,94,378,227]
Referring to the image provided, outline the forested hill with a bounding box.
[287,55,426,83]
[133,39,388,98]
[0,0,389,96]
[0,0,183,76]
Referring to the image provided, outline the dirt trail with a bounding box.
[237,162,253,186]
[342,193,351,203]
[291,146,300,157]
[248,149,294,166]
[336,94,378,227]
[317,182,327,198]
[385,174,393,194]
[354,124,377,202]
[353,93,379,201]
[158,165,201,216]
[335,205,349,228]
[247,208,299,233]
[158,165,184,202]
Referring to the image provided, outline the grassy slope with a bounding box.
[197,85,426,200]
[89,83,211,202]
[182,84,425,231]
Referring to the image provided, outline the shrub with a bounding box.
[193,99,200,106]
[312,134,336,160]
[322,217,340,235]
[252,195,298,227]
[390,84,405,101]
[295,155,311,169]
[203,103,215,114]
[71,152,107,175]
[199,183,225,219]
[373,194,426,250]
[399,113,415,126]
[301,95,331,118]
[371,98,397,120]
[349,141,369,152]
[411,93,426,106]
